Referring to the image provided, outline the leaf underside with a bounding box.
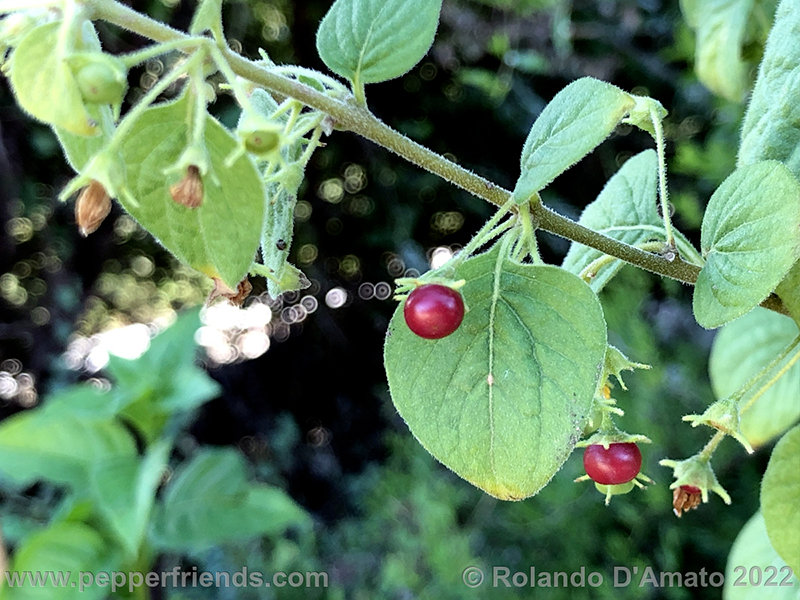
[384,245,607,500]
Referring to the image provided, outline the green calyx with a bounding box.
[603,345,651,391]
[594,481,635,505]
[392,276,466,301]
[59,148,134,206]
[659,454,732,506]
[70,52,128,106]
[237,110,284,157]
[682,397,754,454]
[243,127,282,155]
[588,475,653,506]
[577,428,651,449]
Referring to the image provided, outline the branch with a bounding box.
[89,0,791,315]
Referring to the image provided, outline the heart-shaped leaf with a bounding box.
[118,92,266,288]
[384,244,607,500]
[693,160,800,329]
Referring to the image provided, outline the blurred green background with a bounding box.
[0,0,777,598]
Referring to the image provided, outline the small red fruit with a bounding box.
[403,284,464,339]
[583,442,642,485]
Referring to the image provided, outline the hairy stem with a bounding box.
[699,431,726,462]
[537,204,700,283]
[87,0,789,315]
[651,105,675,249]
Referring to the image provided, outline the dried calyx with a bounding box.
[75,180,111,236]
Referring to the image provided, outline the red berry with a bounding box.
[680,485,701,494]
[583,442,642,485]
[403,284,464,339]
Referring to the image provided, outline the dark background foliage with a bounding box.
[0,1,767,598]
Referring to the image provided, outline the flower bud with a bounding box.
[75,180,111,236]
[237,106,283,157]
[71,53,128,105]
[243,128,281,155]
[169,165,203,209]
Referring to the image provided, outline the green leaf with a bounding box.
[562,150,661,291]
[739,0,800,179]
[679,0,700,27]
[54,105,113,171]
[189,0,224,42]
[777,261,800,326]
[118,92,265,288]
[384,244,607,500]
[710,308,800,448]
[316,0,443,94]
[724,511,800,600]
[761,425,800,574]
[3,522,117,600]
[512,77,635,203]
[562,150,698,291]
[8,22,98,136]
[151,448,310,551]
[693,161,800,329]
[692,0,754,102]
[104,310,220,440]
[53,22,114,170]
[0,407,136,489]
[90,441,170,560]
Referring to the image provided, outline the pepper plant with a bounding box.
[0,0,799,591]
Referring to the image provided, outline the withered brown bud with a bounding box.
[75,180,112,237]
[207,277,253,307]
[169,165,203,209]
[672,485,702,518]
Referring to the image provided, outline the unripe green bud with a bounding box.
[71,53,128,105]
[243,128,281,155]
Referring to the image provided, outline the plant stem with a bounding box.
[119,38,202,68]
[699,431,726,462]
[651,104,675,249]
[108,51,202,150]
[537,204,700,283]
[86,0,789,316]
[451,200,516,267]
